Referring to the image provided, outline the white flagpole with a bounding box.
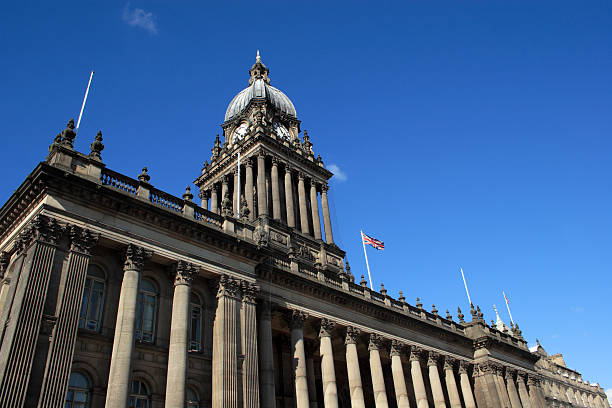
[361,230,373,289]
[237,152,241,217]
[503,290,515,325]
[460,267,472,306]
[76,70,94,133]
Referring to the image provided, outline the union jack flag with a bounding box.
[362,231,384,250]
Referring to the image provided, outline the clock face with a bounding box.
[233,122,249,142]
[274,122,290,140]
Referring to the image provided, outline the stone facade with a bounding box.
[0,55,608,408]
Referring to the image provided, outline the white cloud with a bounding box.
[327,164,347,182]
[122,3,158,34]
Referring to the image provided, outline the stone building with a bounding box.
[0,54,608,408]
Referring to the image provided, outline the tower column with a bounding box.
[105,245,151,408]
[221,175,229,211]
[369,334,389,408]
[241,282,260,408]
[298,172,310,235]
[527,375,545,408]
[211,184,219,214]
[290,310,310,408]
[459,361,477,408]
[164,262,197,408]
[319,319,338,408]
[257,301,275,408]
[321,184,334,244]
[345,327,365,408]
[516,372,532,408]
[257,150,268,217]
[428,352,447,408]
[245,158,254,220]
[284,164,296,227]
[199,190,210,210]
[494,364,512,408]
[410,347,429,408]
[506,370,523,408]
[233,167,240,214]
[271,158,281,220]
[310,182,322,240]
[443,357,462,408]
[390,340,410,408]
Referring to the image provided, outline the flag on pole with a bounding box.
[504,291,509,305]
[361,232,384,250]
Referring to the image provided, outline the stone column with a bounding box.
[321,184,334,244]
[241,282,260,408]
[305,342,319,408]
[257,150,268,217]
[290,310,310,408]
[390,340,409,408]
[369,334,389,408]
[428,352,447,408]
[200,190,210,210]
[516,373,533,408]
[494,365,512,408]
[297,172,310,235]
[284,164,296,228]
[474,362,502,408]
[506,370,523,408]
[345,327,365,408]
[211,184,219,214]
[589,393,596,408]
[164,261,198,408]
[271,158,281,220]
[257,301,275,408]
[410,346,429,408]
[233,167,240,215]
[566,387,577,406]
[245,158,254,220]
[221,175,229,208]
[459,361,477,408]
[38,227,99,408]
[319,319,338,408]
[105,244,151,408]
[310,182,322,240]
[527,375,545,408]
[0,252,10,330]
[212,275,241,408]
[443,357,462,408]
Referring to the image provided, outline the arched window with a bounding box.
[185,387,200,408]
[189,293,202,352]
[129,380,150,408]
[65,372,90,408]
[79,265,106,332]
[136,278,158,343]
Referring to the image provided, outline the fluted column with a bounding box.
[390,340,409,408]
[241,282,260,408]
[589,393,596,408]
[444,357,462,408]
[345,327,365,408]
[245,159,254,220]
[369,334,389,408]
[165,262,198,408]
[257,150,268,217]
[410,346,429,408]
[221,174,229,208]
[319,319,338,408]
[528,375,545,408]
[506,370,523,408]
[566,387,578,406]
[321,184,333,244]
[517,373,532,408]
[310,182,322,240]
[305,343,319,408]
[428,352,447,408]
[271,158,281,220]
[0,252,10,331]
[290,310,310,408]
[284,164,296,227]
[106,244,151,408]
[459,361,477,408]
[233,167,240,214]
[212,275,241,408]
[494,365,512,408]
[257,301,275,407]
[211,184,219,214]
[297,172,310,235]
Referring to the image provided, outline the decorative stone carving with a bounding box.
[527,374,541,387]
[390,339,403,356]
[15,215,62,253]
[319,318,334,338]
[270,231,287,245]
[124,244,152,271]
[89,130,104,160]
[40,314,58,341]
[60,119,76,148]
[416,297,423,309]
[254,224,269,248]
[211,134,221,161]
[410,345,423,362]
[444,356,455,371]
[0,252,10,278]
[138,167,151,183]
[240,195,250,219]
[368,333,382,351]
[241,281,259,304]
[174,261,198,286]
[198,189,210,201]
[506,368,516,381]
[473,336,491,350]
[69,225,99,255]
[289,310,308,329]
[459,360,470,375]
[457,307,465,323]
[427,351,439,367]
[345,326,360,345]
[294,243,315,262]
[221,191,233,217]
[216,274,241,298]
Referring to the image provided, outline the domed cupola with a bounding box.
[224,52,297,122]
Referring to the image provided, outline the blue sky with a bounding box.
[1,0,611,393]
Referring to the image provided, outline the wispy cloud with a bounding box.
[327,164,347,182]
[122,3,158,34]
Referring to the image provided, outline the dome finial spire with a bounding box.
[256,49,261,62]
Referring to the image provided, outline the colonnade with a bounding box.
[540,377,608,408]
[199,149,334,244]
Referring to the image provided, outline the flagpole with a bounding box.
[460,266,472,306]
[76,70,94,134]
[503,290,514,325]
[237,152,241,217]
[361,230,373,289]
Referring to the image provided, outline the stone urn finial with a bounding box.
[61,119,76,148]
[89,130,104,160]
[138,167,151,183]
[182,186,193,201]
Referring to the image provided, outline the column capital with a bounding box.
[199,189,210,200]
[288,309,308,329]
[321,183,329,193]
[222,173,231,184]
[233,166,240,176]
[298,171,306,181]
[443,356,456,371]
[271,156,280,166]
[245,156,254,167]
[0,251,10,278]
[390,339,403,356]
[16,214,63,253]
[345,326,360,345]
[517,371,528,382]
[241,280,259,304]
[257,148,267,158]
[458,360,470,374]
[410,345,424,362]
[319,318,335,338]
[216,274,241,299]
[174,261,198,286]
[68,225,99,255]
[368,333,383,351]
[427,351,440,367]
[124,244,152,271]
